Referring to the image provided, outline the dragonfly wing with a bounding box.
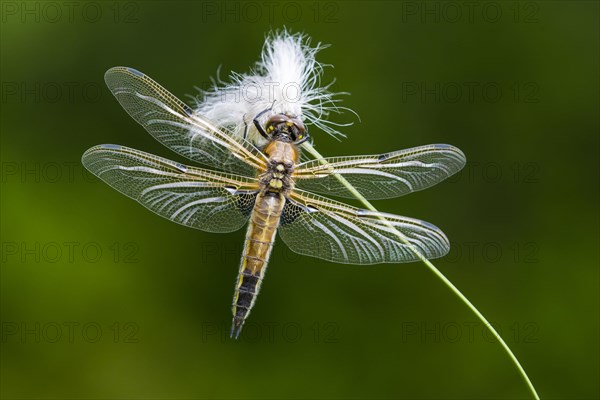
[278,189,450,264]
[104,66,267,176]
[294,144,465,200]
[82,144,259,233]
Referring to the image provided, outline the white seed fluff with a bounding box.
[192,30,355,147]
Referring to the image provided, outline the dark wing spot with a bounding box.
[356,209,369,217]
[238,192,259,217]
[281,198,318,225]
[378,152,392,161]
[174,163,188,173]
[224,186,258,216]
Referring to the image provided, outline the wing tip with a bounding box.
[81,144,123,162]
[105,66,144,76]
[104,66,145,88]
[379,143,466,167]
[104,66,121,81]
[416,218,451,256]
[432,143,467,163]
[359,209,451,259]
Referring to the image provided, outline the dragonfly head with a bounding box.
[265,114,309,145]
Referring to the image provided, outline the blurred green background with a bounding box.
[1,1,598,399]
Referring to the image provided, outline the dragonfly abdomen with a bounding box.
[231,192,284,339]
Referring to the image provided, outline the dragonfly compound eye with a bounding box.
[265,114,289,135]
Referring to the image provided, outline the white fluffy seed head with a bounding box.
[192,29,356,147]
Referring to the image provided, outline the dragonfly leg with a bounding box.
[252,100,277,140]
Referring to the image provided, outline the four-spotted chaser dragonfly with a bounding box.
[82,67,466,339]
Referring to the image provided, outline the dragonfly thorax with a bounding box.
[259,140,298,195]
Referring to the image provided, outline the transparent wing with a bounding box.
[279,189,450,264]
[82,144,260,233]
[104,66,267,177]
[294,144,465,200]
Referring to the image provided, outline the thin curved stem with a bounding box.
[302,142,540,400]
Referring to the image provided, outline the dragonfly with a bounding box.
[82,67,466,339]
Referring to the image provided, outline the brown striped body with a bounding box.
[231,140,299,338]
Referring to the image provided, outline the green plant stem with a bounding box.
[302,142,540,400]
